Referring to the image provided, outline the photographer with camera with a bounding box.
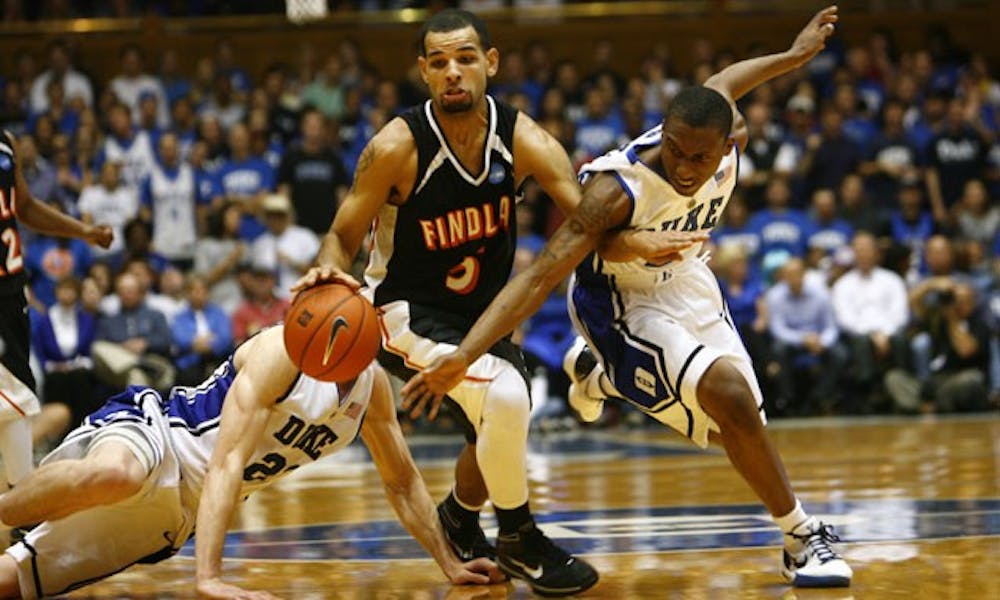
[887,261,989,412]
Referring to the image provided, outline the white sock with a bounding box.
[0,418,33,487]
[774,499,814,551]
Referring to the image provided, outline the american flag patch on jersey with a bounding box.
[714,164,732,183]
[344,401,363,419]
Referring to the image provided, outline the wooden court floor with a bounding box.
[70,414,1000,599]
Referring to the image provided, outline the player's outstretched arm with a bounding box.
[6,132,113,248]
[703,5,838,103]
[400,173,634,416]
[195,329,297,600]
[361,366,503,585]
[293,118,415,294]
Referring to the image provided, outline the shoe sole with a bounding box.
[497,557,599,597]
[781,567,852,588]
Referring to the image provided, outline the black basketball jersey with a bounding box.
[367,96,520,323]
[0,132,26,296]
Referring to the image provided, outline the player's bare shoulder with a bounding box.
[511,111,572,183]
[358,117,419,203]
[232,326,299,402]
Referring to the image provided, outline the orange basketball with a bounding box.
[283,283,381,383]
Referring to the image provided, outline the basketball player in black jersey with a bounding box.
[0,131,112,500]
[294,9,598,597]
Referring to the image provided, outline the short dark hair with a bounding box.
[663,86,734,136]
[419,9,491,57]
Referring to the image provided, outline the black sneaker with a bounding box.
[437,501,496,561]
[497,523,598,597]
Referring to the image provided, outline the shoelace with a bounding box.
[791,523,842,563]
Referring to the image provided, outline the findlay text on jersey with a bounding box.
[417,194,512,251]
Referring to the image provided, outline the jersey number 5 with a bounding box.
[445,255,481,295]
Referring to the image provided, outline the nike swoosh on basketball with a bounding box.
[507,556,544,580]
[322,317,349,366]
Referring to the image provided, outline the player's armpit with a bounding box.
[317,118,416,270]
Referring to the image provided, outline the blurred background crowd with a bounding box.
[0,2,996,448]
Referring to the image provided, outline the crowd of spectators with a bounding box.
[0,15,996,444]
[3,0,579,22]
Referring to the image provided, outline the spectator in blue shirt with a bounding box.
[158,49,192,108]
[890,179,938,271]
[172,274,233,386]
[712,194,762,277]
[492,50,544,117]
[925,96,991,222]
[802,106,862,198]
[91,271,175,392]
[833,83,877,150]
[30,277,100,447]
[766,258,845,414]
[860,97,923,208]
[574,87,626,161]
[215,123,275,240]
[749,178,813,265]
[714,243,774,404]
[807,188,854,259]
[25,235,92,308]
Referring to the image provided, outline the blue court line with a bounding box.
[181,498,1000,561]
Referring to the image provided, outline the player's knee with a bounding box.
[80,445,148,504]
[698,359,758,429]
[0,555,21,599]
[482,373,530,432]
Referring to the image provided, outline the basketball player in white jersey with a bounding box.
[403,6,853,588]
[0,326,501,599]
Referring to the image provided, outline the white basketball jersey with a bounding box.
[103,131,156,189]
[577,125,739,289]
[148,162,197,260]
[166,359,375,501]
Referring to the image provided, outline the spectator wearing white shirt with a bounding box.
[250,194,319,299]
[831,232,911,408]
[109,44,169,129]
[29,40,94,115]
[78,162,138,257]
[99,103,157,190]
[140,133,197,267]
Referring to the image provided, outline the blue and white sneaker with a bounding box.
[781,520,853,587]
[562,337,604,423]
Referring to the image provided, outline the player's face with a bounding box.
[660,117,733,197]
[419,26,498,114]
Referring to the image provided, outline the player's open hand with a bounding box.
[290,265,360,295]
[85,224,114,249]
[617,229,709,265]
[789,5,838,65]
[196,578,283,600]
[447,557,507,586]
[400,351,470,421]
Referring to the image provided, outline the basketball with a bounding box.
[283,283,381,383]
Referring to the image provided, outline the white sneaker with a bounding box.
[562,337,604,423]
[780,520,853,587]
